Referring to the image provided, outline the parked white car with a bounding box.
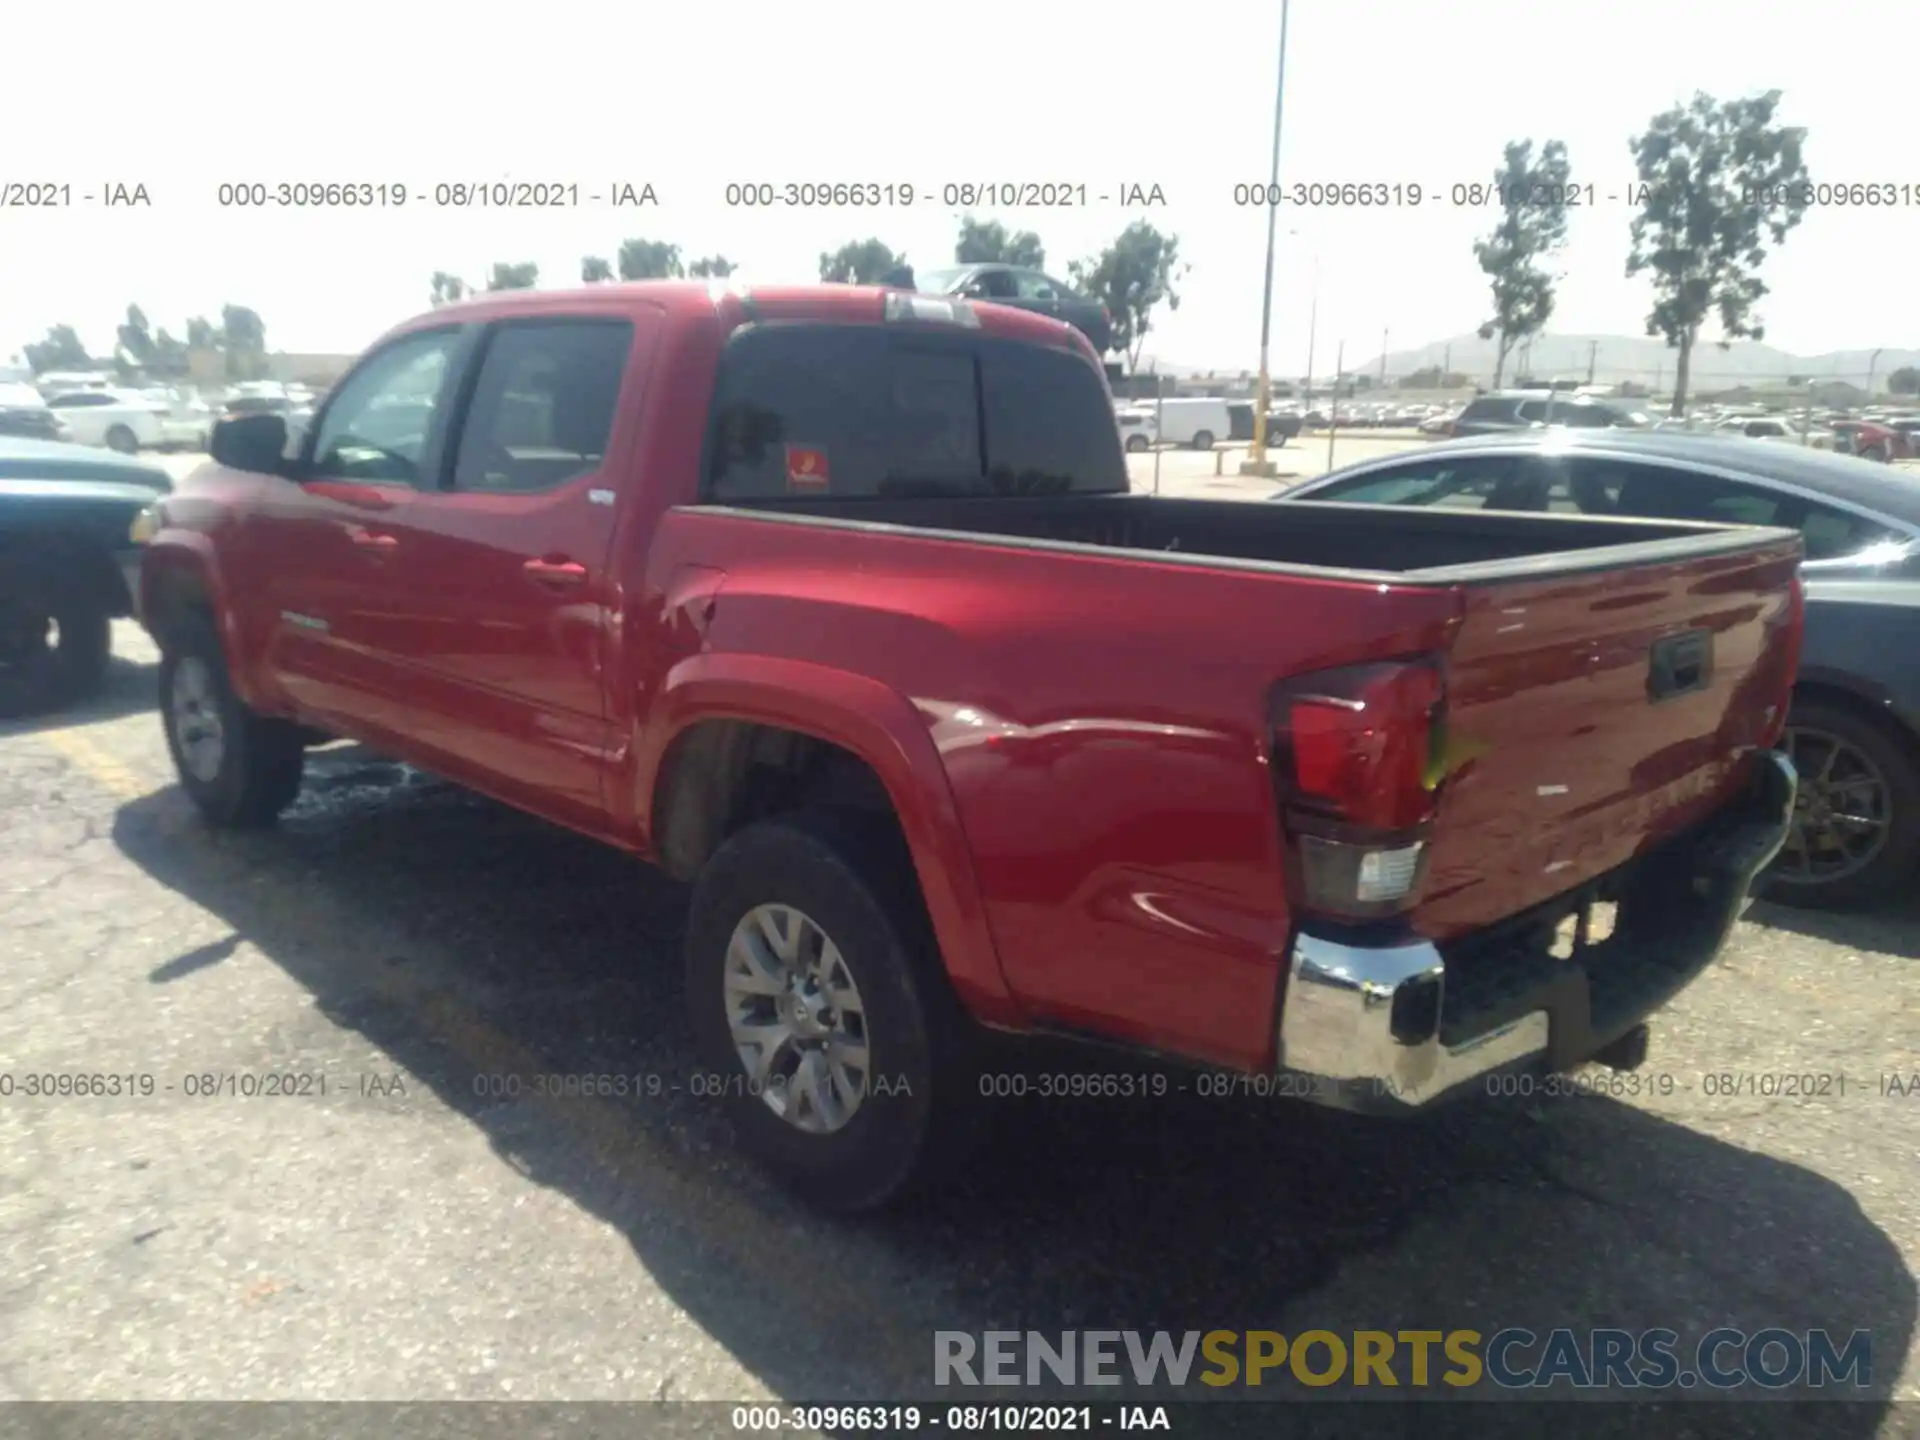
[43,388,167,452]
[139,387,216,450]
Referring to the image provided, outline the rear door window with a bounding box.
[1303,456,1535,509]
[704,323,1126,500]
[450,319,632,493]
[1565,458,1904,560]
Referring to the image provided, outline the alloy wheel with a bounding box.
[1774,726,1892,886]
[723,902,872,1134]
[169,655,227,783]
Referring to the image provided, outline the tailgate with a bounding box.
[1417,532,1802,939]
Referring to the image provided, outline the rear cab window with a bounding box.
[703,323,1126,501]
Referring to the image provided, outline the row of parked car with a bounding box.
[0,371,316,454]
[1420,388,1920,461]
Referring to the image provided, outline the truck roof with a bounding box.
[391,281,1093,359]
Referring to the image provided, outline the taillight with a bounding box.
[1268,657,1448,920]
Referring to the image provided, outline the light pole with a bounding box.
[1303,256,1318,411]
[1866,347,1885,399]
[1242,0,1289,477]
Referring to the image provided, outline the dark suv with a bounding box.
[916,265,1113,356]
[1441,391,1648,439]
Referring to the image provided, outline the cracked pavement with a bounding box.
[0,622,1914,1435]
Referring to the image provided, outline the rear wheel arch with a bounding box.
[640,668,1016,1020]
[650,717,900,883]
[1791,676,1920,753]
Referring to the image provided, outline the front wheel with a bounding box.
[104,424,138,454]
[159,617,306,827]
[685,810,978,1212]
[1761,697,1920,909]
[1124,434,1149,453]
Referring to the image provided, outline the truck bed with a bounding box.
[690,490,1773,584]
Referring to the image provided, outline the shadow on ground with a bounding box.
[0,654,156,740]
[111,747,1913,1435]
[1747,890,1920,961]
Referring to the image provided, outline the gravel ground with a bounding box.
[0,607,1915,1435]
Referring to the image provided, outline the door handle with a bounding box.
[523,557,587,586]
[348,526,398,553]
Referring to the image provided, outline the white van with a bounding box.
[1136,397,1233,450]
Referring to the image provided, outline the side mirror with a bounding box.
[209,413,289,473]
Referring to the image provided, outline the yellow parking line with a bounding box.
[41,726,148,801]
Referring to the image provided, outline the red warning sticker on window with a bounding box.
[786,444,829,490]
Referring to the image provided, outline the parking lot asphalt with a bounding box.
[0,467,1916,1429]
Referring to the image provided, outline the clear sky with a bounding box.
[5,0,1914,373]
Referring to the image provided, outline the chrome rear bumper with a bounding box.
[1274,750,1798,1115]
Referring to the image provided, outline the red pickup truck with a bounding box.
[136,282,1802,1212]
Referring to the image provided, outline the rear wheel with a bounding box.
[1761,696,1920,909]
[685,810,979,1212]
[1190,430,1215,451]
[159,616,306,826]
[104,424,138,454]
[0,557,111,718]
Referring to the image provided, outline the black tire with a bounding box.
[158,615,306,827]
[1759,695,1920,909]
[0,556,112,718]
[104,424,138,454]
[1124,434,1148,453]
[1190,430,1215,451]
[685,809,980,1213]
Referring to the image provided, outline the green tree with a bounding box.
[150,328,191,380]
[688,255,737,278]
[1473,139,1572,389]
[429,271,470,307]
[1402,365,1474,389]
[1626,90,1810,416]
[819,239,905,284]
[1888,365,1920,397]
[617,239,682,280]
[185,315,221,349]
[220,304,269,381]
[955,216,1045,268]
[581,256,615,283]
[23,325,90,375]
[485,262,539,291]
[1066,221,1187,370]
[115,304,157,374]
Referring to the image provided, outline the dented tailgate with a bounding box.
[1417,533,1803,941]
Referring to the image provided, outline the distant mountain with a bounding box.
[1335,333,1920,391]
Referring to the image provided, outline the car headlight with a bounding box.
[129,504,161,544]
